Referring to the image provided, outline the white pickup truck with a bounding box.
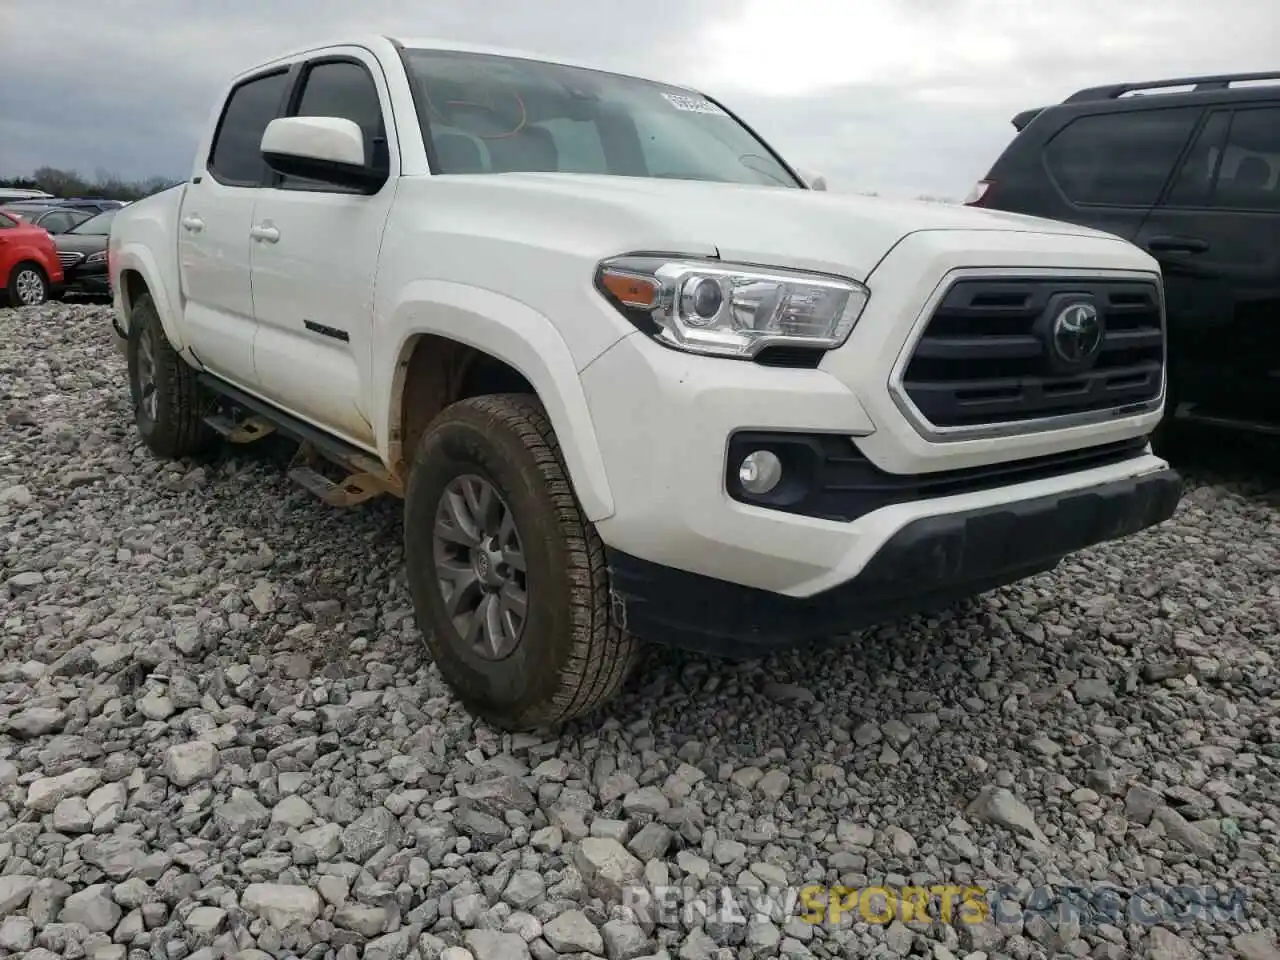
[109,36,1182,730]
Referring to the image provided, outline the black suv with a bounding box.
[968,72,1280,437]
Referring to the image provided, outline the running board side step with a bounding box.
[198,373,403,502]
[287,465,387,507]
[204,413,276,444]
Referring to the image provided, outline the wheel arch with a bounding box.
[380,281,615,522]
[6,258,50,300]
[114,245,187,354]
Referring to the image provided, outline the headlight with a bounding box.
[86,251,107,264]
[596,255,869,359]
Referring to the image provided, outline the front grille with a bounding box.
[901,276,1164,429]
[57,251,84,268]
[726,432,1150,522]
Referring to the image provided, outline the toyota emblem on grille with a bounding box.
[1051,301,1104,365]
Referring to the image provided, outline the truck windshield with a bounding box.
[401,49,801,188]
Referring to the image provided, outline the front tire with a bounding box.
[404,394,639,730]
[7,262,49,307]
[126,292,215,458]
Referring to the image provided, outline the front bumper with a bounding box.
[607,466,1181,654]
[582,330,1174,599]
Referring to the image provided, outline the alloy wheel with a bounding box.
[432,474,529,660]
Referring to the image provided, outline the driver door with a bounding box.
[247,49,398,449]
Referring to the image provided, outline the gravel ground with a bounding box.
[2,302,1278,960]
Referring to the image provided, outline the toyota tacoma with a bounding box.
[108,36,1182,729]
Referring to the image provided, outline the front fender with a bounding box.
[114,242,188,356]
[377,280,616,522]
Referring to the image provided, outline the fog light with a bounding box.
[738,450,782,495]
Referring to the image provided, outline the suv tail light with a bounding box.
[963,180,993,206]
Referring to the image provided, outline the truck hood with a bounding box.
[448,173,1124,280]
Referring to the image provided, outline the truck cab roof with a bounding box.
[231,34,695,95]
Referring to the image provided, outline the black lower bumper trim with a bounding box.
[606,467,1182,657]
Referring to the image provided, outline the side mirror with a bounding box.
[261,116,387,193]
[796,168,828,191]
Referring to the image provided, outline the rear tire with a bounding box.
[126,292,216,458]
[404,393,639,730]
[6,262,49,307]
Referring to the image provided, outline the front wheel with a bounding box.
[404,393,639,730]
[7,263,49,307]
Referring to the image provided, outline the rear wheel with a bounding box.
[404,393,639,730]
[126,292,216,457]
[6,263,48,307]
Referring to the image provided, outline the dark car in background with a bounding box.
[53,207,117,297]
[2,202,95,234]
[967,71,1280,439]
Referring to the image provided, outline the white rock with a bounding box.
[25,768,103,813]
[271,795,314,828]
[0,875,36,914]
[543,910,603,954]
[0,916,35,952]
[295,822,343,861]
[462,929,531,960]
[60,884,122,933]
[241,883,321,929]
[137,689,176,721]
[86,781,128,819]
[186,906,227,937]
[52,796,93,833]
[6,705,65,738]
[0,484,32,505]
[249,580,278,614]
[163,741,219,787]
[575,838,644,900]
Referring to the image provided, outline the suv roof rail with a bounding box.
[1064,71,1280,103]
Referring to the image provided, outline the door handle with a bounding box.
[181,215,204,233]
[1146,235,1209,254]
[250,224,280,243]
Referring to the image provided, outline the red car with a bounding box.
[0,208,64,306]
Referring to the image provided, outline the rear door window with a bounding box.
[208,70,291,186]
[1045,107,1201,206]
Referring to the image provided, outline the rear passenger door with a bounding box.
[247,49,398,449]
[177,68,290,390]
[1136,104,1280,418]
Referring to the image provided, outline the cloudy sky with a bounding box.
[1,0,1275,199]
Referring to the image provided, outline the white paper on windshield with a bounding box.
[662,93,728,116]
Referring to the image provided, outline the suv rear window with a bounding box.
[1215,107,1280,210]
[1045,107,1201,206]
